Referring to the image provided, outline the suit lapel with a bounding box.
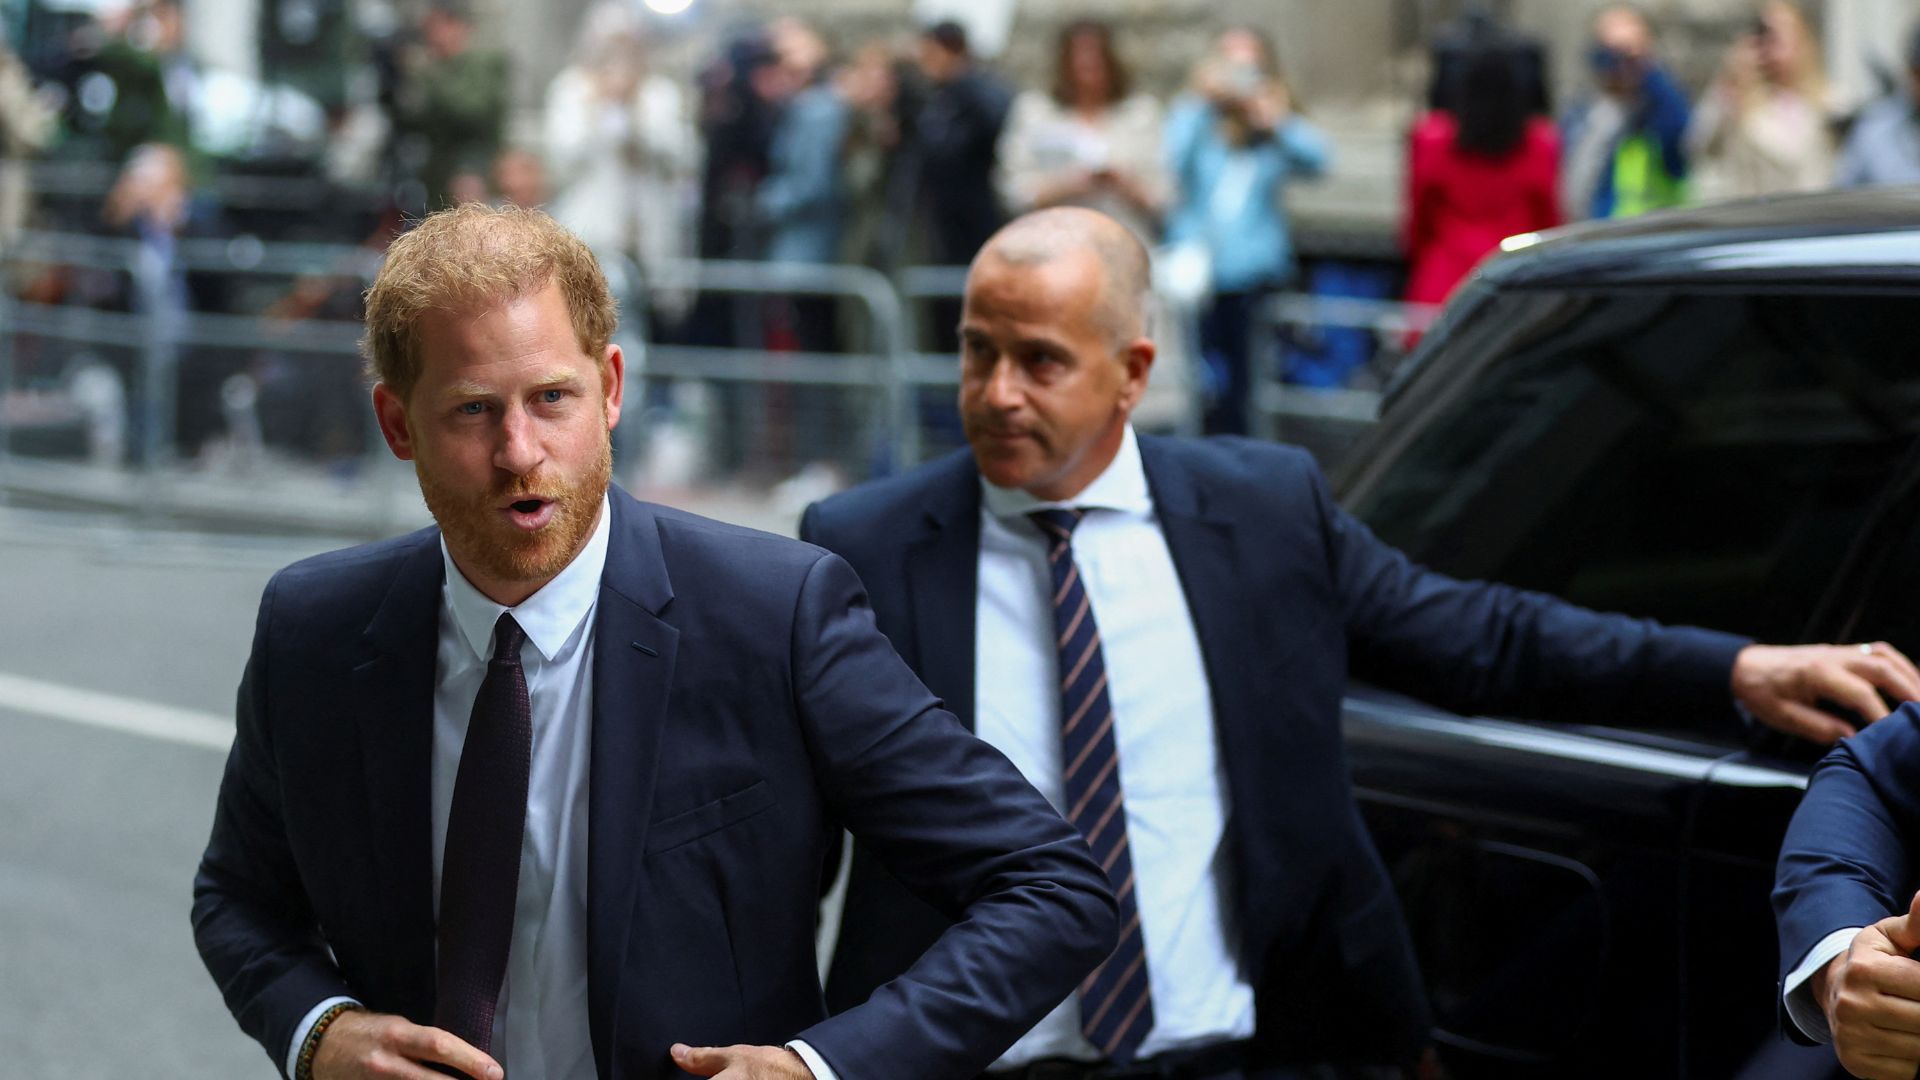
[587,490,678,1080]
[904,456,982,729]
[351,533,443,1022]
[1139,436,1267,828]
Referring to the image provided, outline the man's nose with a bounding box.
[981,356,1024,409]
[493,405,543,475]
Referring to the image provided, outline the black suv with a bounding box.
[1332,188,1920,1078]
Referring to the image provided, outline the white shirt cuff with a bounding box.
[1782,927,1862,1043]
[786,1039,838,1080]
[285,996,361,1078]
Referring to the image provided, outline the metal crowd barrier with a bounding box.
[0,228,1227,535]
[643,258,920,471]
[1249,292,1440,468]
[1,228,402,534]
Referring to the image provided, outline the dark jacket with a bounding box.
[192,486,1117,1080]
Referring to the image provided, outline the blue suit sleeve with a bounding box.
[191,577,354,1077]
[1775,708,1920,977]
[784,552,1118,1080]
[1308,460,1749,729]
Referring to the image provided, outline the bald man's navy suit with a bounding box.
[802,436,1748,1067]
[191,487,1117,1080]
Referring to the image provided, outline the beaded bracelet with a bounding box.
[294,1001,364,1080]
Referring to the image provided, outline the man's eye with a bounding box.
[458,402,486,416]
[541,389,565,403]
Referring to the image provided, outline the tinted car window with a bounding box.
[1347,290,1920,652]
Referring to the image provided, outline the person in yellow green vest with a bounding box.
[1560,5,1692,219]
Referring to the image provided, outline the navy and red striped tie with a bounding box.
[1029,508,1155,1064]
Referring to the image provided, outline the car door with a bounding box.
[1335,284,1920,1077]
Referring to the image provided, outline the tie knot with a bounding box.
[1028,508,1086,545]
[489,613,527,666]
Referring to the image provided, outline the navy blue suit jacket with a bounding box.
[1775,704,1920,1031]
[192,487,1117,1080]
[801,436,1748,1066]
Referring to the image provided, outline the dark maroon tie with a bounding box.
[433,612,531,1060]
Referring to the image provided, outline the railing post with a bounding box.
[0,285,12,483]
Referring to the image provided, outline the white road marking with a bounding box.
[0,672,232,752]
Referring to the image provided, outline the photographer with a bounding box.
[1688,0,1837,201]
[1163,26,1327,435]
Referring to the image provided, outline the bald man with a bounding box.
[801,207,1919,1077]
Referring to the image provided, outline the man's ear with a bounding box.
[372,382,415,461]
[602,343,626,430]
[1117,337,1157,414]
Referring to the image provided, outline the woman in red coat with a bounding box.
[1404,44,1561,307]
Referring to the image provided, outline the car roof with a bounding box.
[1483,185,1920,290]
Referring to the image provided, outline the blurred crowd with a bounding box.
[4,0,1920,472]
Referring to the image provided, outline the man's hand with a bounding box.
[1817,890,1920,1079]
[311,1010,501,1080]
[1731,642,1920,744]
[670,1043,814,1079]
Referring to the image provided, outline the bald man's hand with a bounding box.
[1731,642,1920,744]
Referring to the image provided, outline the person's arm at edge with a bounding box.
[1274,113,1330,179]
[1776,718,1920,1040]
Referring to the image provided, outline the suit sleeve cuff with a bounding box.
[1648,626,1751,724]
[285,996,361,1078]
[1783,928,1861,1043]
[787,1039,840,1080]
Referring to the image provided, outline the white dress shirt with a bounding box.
[974,425,1256,1069]
[1782,927,1860,1042]
[286,498,834,1078]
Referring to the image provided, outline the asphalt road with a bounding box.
[0,508,342,1077]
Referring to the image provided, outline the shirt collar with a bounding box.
[440,493,613,664]
[980,424,1152,520]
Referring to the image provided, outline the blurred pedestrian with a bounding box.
[0,40,56,242]
[685,32,781,477]
[997,19,1167,243]
[837,40,919,273]
[1834,22,1920,188]
[757,17,848,271]
[1560,5,1692,219]
[393,0,509,209]
[87,0,195,161]
[1688,0,1837,201]
[1404,41,1560,307]
[910,20,1013,269]
[100,142,233,462]
[757,17,855,481]
[544,0,696,313]
[1164,26,1328,435]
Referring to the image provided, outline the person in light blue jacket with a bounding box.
[1165,26,1328,435]
[758,18,851,272]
